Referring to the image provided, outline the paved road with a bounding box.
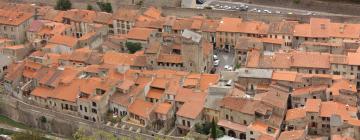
[198,0,354,17]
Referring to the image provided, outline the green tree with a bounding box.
[97,2,113,13]
[55,0,72,11]
[211,118,217,139]
[126,42,142,54]
[87,4,93,10]
[293,0,300,4]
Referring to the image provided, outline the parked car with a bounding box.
[214,60,220,67]
[213,55,218,60]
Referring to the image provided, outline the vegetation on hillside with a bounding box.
[55,0,72,11]
[97,2,113,13]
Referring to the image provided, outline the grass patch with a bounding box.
[0,128,15,135]
[0,115,29,129]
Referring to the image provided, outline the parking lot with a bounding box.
[213,50,235,74]
[198,0,326,16]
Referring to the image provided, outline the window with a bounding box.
[182,120,185,126]
[80,105,82,111]
[84,107,87,112]
[243,120,247,125]
[250,131,253,135]
[337,128,341,132]
[92,109,97,114]
[226,114,229,120]
[187,121,190,127]
[311,116,314,120]
[92,102,97,107]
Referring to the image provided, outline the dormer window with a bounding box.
[96,88,106,95]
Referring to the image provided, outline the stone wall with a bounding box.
[0,94,185,140]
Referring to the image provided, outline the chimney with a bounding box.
[128,95,134,104]
[346,104,349,110]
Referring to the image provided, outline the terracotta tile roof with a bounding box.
[331,135,355,140]
[146,88,164,99]
[292,85,328,96]
[304,99,321,112]
[31,86,53,98]
[176,100,204,119]
[111,84,145,107]
[114,8,139,21]
[268,20,298,35]
[175,88,207,103]
[143,6,162,20]
[278,129,305,140]
[246,49,261,68]
[5,62,24,82]
[347,52,360,65]
[218,119,247,132]
[145,40,161,54]
[52,11,66,22]
[63,9,97,23]
[183,78,198,88]
[150,78,168,89]
[217,17,243,32]
[154,102,172,115]
[258,91,289,109]
[285,108,306,121]
[127,27,154,41]
[103,51,144,66]
[217,18,269,34]
[134,17,164,29]
[200,74,219,91]
[128,99,154,119]
[272,71,298,82]
[220,97,272,115]
[157,54,183,64]
[319,101,357,121]
[291,52,330,69]
[135,76,152,85]
[201,19,219,32]
[0,9,33,26]
[49,35,78,48]
[173,18,194,30]
[117,80,135,91]
[294,18,330,38]
[328,79,356,96]
[294,18,360,39]
[247,121,279,138]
